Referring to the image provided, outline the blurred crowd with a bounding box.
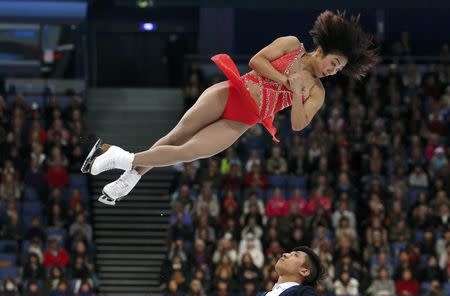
[0,90,97,296]
[163,38,450,296]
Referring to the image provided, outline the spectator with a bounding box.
[266,146,288,175]
[171,184,195,214]
[191,239,210,268]
[333,271,359,296]
[186,279,206,296]
[370,252,394,279]
[220,148,241,175]
[221,162,243,192]
[408,164,429,188]
[23,156,48,199]
[170,202,192,227]
[198,159,222,189]
[76,280,95,296]
[304,189,332,216]
[194,183,220,220]
[335,217,359,251]
[366,267,396,296]
[71,255,91,279]
[48,203,67,229]
[244,163,267,190]
[50,280,73,296]
[395,269,420,296]
[288,188,308,215]
[241,217,263,240]
[429,147,448,177]
[237,253,262,287]
[242,192,265,219]
[165,279,183,296]
[69,213,93,241]
[245,149,262,173]
[212,237,238,265]
[418,255,445,283]
[311,225,332,251]
[30,141,46,166]
[194,215,216,245]
[332,200,356,230]
[46,156,69,188]
[43,239,70,268]
[25,217,46,242]
[2,277,18,294]
[68,188,83,212]
[168,241,188,263]
[424,279,446,296]
[241,281,258,296]
[24,280,45,296]
[68,143,85,173]
[238,233,264,268]
[265,187,289,217]
[46,266,65,291]
[0,173,21,201]
[22,253,46,280]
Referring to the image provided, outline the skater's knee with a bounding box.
[177,145,200,162]
[148,134,180,150]
[167,133,183,146]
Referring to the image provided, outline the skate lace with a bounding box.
[114,179,129,191]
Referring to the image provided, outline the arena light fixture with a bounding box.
[136,0,154,8]
[140,22,155,31]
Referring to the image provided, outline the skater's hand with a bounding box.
[281,76,293,91]
[288,71,315,101]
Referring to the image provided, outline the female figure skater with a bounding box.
[82,11,377,205]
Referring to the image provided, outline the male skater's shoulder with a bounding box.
[280,285,318,296]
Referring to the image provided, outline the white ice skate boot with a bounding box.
[81,139,134,175]
[98,169,142,206]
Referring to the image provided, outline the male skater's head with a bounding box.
[275,246,326,287]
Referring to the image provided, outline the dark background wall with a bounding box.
[87,2,450,86]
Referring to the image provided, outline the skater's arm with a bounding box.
[249,36,301,89]
[289,73,325,131]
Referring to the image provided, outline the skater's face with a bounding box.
[275,250,310,279]
[314,47,348,78]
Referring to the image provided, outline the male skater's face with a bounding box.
[275,250,310,278]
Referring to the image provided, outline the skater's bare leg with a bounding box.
[132,119,248,168]
[98,81,231,203]
[134,81,230,175]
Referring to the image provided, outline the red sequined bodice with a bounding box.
[241,43,306,120]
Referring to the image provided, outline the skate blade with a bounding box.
[97,190,126,206]
[81,138,103,174]
[98,193,116,206]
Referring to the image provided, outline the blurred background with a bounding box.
[0,0,449,295]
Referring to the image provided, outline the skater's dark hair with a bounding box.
[309,10,378,79]
[292,246,327,288]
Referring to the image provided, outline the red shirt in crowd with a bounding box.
[265,196,289,217]
[43,247,69,268]
[289,195,308,215]
[46,167,69,187]
[244,172,267,189]
[395,279,420,296]
[304,196,332,215]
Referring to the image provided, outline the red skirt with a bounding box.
[211,54,279,142]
